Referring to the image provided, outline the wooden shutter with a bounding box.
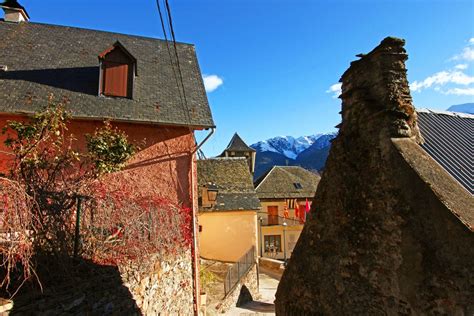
[267,206,279,225]
[102,61,129,97]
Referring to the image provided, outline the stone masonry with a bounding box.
[275,37,474,315]
[218,264,259,313]
[7,252,193,315]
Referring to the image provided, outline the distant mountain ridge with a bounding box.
[446,103,474,114]
[250,104,472,179]
[251,132,337,179]
[251,134,322,159]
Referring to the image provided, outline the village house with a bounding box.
[254,166,320,261]
[197,133,260,262]
[197,157,261,262]
[0,2,214,314]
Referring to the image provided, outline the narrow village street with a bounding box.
[224,268,280,316]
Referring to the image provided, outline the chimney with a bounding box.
[1,0,29,23]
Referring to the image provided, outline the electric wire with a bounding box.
[155,0,197,145]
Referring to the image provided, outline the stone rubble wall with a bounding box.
[275,37,474,315]
[259,257,284,277]
[121,251,194,315]
[218,264,259,313]
[5,251,194,315]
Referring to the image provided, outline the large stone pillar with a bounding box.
[275,37,474,315]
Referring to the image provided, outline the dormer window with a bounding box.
[98,41,137,99]
[293,182,303,189]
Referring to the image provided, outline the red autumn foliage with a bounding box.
[80,182,193,266]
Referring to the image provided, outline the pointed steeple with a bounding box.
[219,133,256,175]
[223,133,256,153]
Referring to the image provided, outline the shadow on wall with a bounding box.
[0,67,99,95]
[6,254,141,315]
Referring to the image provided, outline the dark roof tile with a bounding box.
[197,158,260,212]
[220,133,255,155]
[0,21,214,128]
[255,166,320,199]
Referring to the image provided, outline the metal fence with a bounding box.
[223,246,256,297]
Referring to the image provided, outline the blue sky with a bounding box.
[16,0,474,156]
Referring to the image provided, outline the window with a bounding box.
[293,182,303,189]
[98,41,137,99]
[264,235,282,252]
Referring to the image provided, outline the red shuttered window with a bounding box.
[102,61,129,98]
[99,42,136,99]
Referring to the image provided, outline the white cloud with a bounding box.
[449,45,474,62]
[410,69,474,92]
[454,47,474,61]
[203,74,223,93]
[455,64,468,70]
[443,87,474,96]
[326,83,342,98]
[451,38,474,61]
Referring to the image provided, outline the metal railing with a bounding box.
[223,246,256,297]
[258,214,302,226]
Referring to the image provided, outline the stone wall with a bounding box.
[6,251,194,315]
[121,251,194,314]
[275,37,474,315]
[218,264,259,313]
[259,257,284,277]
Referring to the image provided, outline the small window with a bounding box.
[293,182,303,189]
[98,41,137,99]
[264,235,282,252]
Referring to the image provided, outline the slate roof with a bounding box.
[220,133,256,155]
[0,21,214,128]
[197,158,261,212]
[255,166,321,199]
[417,109,473,194]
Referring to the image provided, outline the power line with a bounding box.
[155,0,194,134]
[164,0,192,125]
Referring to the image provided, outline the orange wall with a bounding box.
[0,115,195,207]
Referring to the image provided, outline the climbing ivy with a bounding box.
[86,121,136,174]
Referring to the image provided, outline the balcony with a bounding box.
[258,214,302,226]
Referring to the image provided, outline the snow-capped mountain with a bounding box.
[251,134,329,159]
[447,103,474,115]
[251,133,338,179]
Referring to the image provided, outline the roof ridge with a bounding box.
[417,108,474,119]
[201,157,247,161]
[255,166,277,190]
[13,21,195,47]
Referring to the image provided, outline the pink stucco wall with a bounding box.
[0,115,195,207]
